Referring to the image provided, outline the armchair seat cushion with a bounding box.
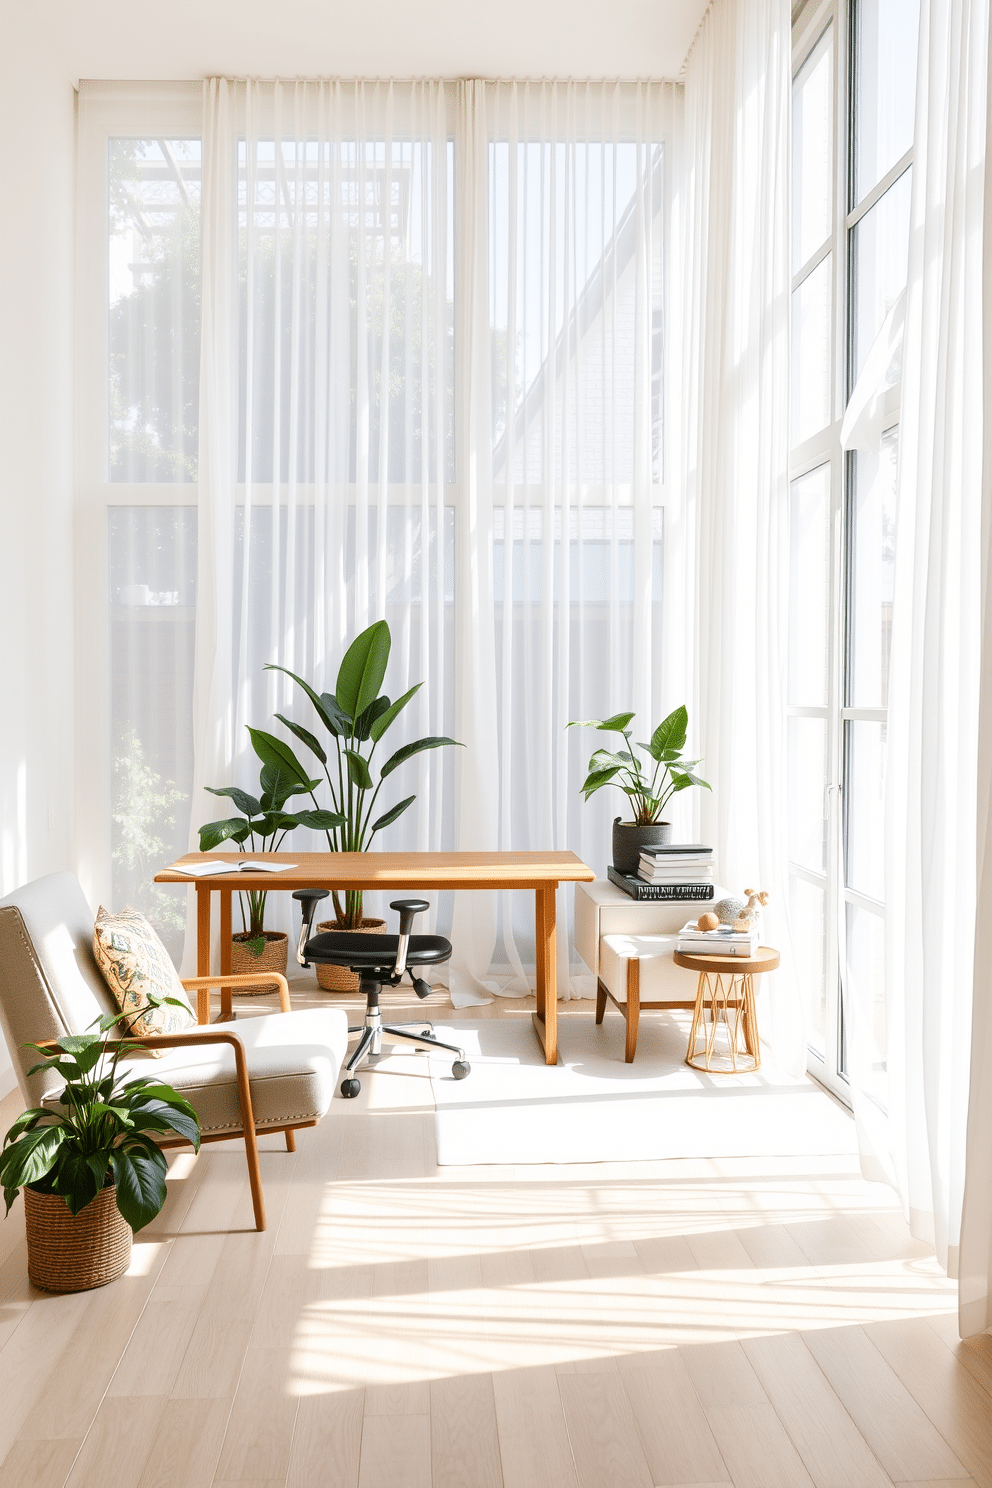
[45,1008,350,1137]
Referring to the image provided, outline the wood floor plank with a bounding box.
[803,1326,969,1483]
[63,1396,168,1488]
[170,1315,255,1400]
[135,1398,230,1488]
[213,1347,300,1483]
[618,1350,730,1485]
[0,1437,82,1488]
[287,1390,364,1488]
[106,1293,202,1398]
[741,1332,892,1488]
[492,1365,579,1488]
[430,1373,503,1488]
[705,1402,817,1488]
[864,1318,992,1486]
[0,1291,91,1461]
[557,1369,654,1488]
[680,1341,768,1409]
[358,1413,432,1488]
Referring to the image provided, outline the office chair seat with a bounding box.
[305,931,452,970]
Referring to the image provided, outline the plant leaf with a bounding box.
[55,1150,107,1216]
[379,736,461,779]
[343,749,374,790]
[128,1100,200,1150]
[369,795,415,832]
[580,765,621,800]
[274,713,327,766]
[204,785,261,816]
[336,621,391,720]
[244,935,266,958]
[264,664,349,736]
[198,818,250,851]
[291,809,346,831]
[649,705,688,759]
[0,1125,67,1196]
[369,683,422,742]
[247,727,316,790]
[353,695,392,743]
[110,1144,168,1232]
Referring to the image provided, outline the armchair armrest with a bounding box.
[181,971,292,1021]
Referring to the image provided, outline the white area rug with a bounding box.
[427,1013,857,1166]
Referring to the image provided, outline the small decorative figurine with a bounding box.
[712,888,769,931]
[696,911,720,932]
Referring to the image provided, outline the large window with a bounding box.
[789,0,919,1101]
[77,81,672,966]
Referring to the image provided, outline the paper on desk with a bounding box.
[167,860,236,877]
[236,861,297,872]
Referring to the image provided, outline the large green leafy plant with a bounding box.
[568,704,711,824]
[269,620,461,928]
[198,726,345,946]
[1,997,201,1232]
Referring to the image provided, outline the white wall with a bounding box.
[0,4,77,1096]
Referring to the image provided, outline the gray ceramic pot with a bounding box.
[612,817,674,875]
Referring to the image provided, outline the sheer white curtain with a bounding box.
[192,78,456,961]
[858,0,992,1326]
[680,0,801,1069]
[450,79,678,1005]
[857,0,987,1286]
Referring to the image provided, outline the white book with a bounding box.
[639,868,715,883]
[677,937,757,957]
[167,859,237,877]
[168,859,298,876]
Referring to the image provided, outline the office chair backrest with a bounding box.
[0,872,121,1107]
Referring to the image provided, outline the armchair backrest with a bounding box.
[0,872,119,1107]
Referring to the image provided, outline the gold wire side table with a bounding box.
[674,946,780,1073]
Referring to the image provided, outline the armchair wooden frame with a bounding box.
[41,970,314,1232]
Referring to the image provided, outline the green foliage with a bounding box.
[268,619,462,928]
[1,1000,201,1233]
[567,705,711,826]
[112,727,188,942]
[198,729,344,937]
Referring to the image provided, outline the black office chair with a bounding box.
[294,890,471,1099]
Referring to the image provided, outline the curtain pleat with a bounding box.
[680,0,800,1068]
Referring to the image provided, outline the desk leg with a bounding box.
[196,888,212,1024]
[532,883,559,1065]
[220,889,233,1021]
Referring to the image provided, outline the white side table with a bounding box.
[574,880,725,1062]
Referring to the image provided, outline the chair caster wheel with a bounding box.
[341,1078,361,1099]
[452,1060,471,1080]
[422,1029,432,1039]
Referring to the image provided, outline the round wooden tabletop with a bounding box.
[673,945,780,976]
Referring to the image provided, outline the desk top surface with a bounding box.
[156,850,595,890]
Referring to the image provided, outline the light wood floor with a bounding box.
[1,985,990,1488]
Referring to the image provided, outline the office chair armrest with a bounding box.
[293,888,330,968]
[389,898,430,977]
[181,971,292,1021]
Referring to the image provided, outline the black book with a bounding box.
[639,844,713,858]
[606,867,715,901]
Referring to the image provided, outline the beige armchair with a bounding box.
[0,872,349,1230]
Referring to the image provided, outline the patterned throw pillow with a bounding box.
[93,906,195,1038]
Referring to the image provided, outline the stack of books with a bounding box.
[676,920,759,957]
[606,844,715,901]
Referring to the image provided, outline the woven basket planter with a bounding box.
[230,931,289,995]
[25,1182,131,1293]
[314,918,386,993]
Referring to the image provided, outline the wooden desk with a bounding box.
[156,851,595,1065]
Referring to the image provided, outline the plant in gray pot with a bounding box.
[567,705,711,873]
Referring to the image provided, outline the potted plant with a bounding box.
[1,996,200,1292]
[568,704,711,873]
[268,619,461,990]
[199,726,344,991]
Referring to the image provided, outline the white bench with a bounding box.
[574,880,726,1062]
